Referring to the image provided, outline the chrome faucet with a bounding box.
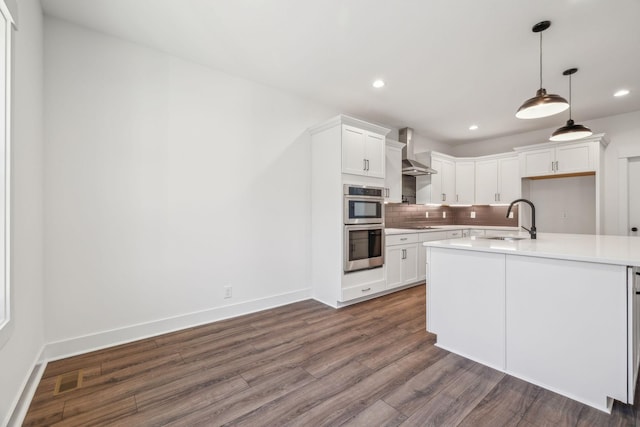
[506,198,537,239]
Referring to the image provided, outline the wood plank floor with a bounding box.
[23,285,638,426]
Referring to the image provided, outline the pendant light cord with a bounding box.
[568,73,573,120]
[539,32,543,89]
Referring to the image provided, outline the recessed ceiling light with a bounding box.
[469,124,479,131]
[372,79,385,88]
[614,89,630,97]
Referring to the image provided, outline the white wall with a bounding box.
[43,18,335,352]
[522,176,596,234]
[452,110,640,235]
[385,127,454,158]
[0,0,45,424]
[414,133,455,156]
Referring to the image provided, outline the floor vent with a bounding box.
[54,370,84,395]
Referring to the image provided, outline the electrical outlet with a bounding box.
[224,285,232,299]
[470,211,476,219]
[425,212,429,218]
[508,211,514,219]
[442,211,446,219]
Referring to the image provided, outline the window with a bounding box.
[0,0,14,349]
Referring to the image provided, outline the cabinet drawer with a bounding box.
[341,281,386,302]
[446,230,464,239]
[420,231,448,242]
[386,233,419,246]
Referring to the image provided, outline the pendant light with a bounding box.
[516,21,569,119]
[550,68,593,141]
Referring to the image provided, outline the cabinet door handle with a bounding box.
[442,193,446,202]
[362,287,371,292]
[363,159,367,171]
[366,159,370,171]
[400,237,408,241]
[497,193,500,202]
[456,194,459,202]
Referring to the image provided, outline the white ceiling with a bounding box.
[40,0,640,145]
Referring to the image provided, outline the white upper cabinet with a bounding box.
[475,154,520,205]
[384,140,404,203]
[454,160,475,204]
[519,148,554,177]
[515,134,609,234]
[555,142,594,174]
[342,125,385,178]
[417,153,479,205]
[475,159,499,204]
[430,154,456,204]
[517,140,601,178]
[498,156,521,203]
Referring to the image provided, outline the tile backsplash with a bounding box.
[385,203,519,228]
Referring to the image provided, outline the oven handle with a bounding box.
[344,224,385,232]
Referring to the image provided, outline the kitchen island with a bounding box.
[424,233,640,413]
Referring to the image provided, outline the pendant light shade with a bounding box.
[549,68,593,142]
[516,88,571,119]
[516,21,569,120]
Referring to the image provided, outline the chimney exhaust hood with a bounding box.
[399,127,437,176]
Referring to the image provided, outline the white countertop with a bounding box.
[385,226,519,235]
[424,232,640,266]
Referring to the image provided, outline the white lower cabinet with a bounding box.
[446,230,463,239]
[427,246,632,412]
[469,229,486,237]
[505,257,628,409]
[341,281,386,301]
[428,248,506,370]
[388,230,465,287]
[386,234,419,289]
[418,231,448,281]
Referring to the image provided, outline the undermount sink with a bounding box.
[483,236,528,241]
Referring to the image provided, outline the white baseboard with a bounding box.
[5,347,46,427]
[43,288,312,362]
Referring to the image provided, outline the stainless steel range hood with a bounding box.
[399,127,437,176]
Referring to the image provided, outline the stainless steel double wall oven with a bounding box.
[343,184,385,272]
